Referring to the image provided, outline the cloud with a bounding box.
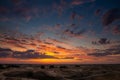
[53,51,60,54]
[0,48,12,52]
[0,47,56,59]
[0,31,44,51]
[95,9,101,16]
[0,6,9,15]
[56,46,67,50]
[61,57,74,59]
[88,52,110,57]
[64,28,86,38]
[14,7,32,21]
[102,8,120,26]
[0,1,34,22]
[71,0,95,5]
[13,50,56,59]
[0,31,73,57]
[92,38,110,45]
[46,37,64,44]
[0,48,13,58]
[70,11,84,21]
[0,35,27,49]
[98,38,110,44]
[0,17,9,22]
[112,25,120,35]
[24,15,32,22]
[71,11,77,20]
[88,44,120,57]
[11,0,23,6]
[44,41,54,45]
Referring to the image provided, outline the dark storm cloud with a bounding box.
[0,48,56,59]
[92,38,110,45]
[102,8,120,26]
[112,25,120,35]
[88,44,120,57]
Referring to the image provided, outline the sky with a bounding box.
[0,0,120,64]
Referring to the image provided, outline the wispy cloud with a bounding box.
[64,28,86,39]
[88,44,120,57]
[92,38,110,45]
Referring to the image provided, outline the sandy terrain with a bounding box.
[0,64,120,80]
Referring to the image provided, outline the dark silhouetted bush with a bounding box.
[49,65,55,69]
[75,65,80,67]
[59,65,68,69]
[41,65,45,69]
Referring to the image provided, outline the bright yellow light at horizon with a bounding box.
[45,51,55,56]
[32,59,80,64]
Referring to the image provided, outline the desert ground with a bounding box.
[0,64,120,80]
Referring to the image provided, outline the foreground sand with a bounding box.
[0,64,120,80]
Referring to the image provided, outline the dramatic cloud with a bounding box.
[13,50,56,59]
[0,0,120,64]
[0,48,56,59]
[102,8,120,26]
